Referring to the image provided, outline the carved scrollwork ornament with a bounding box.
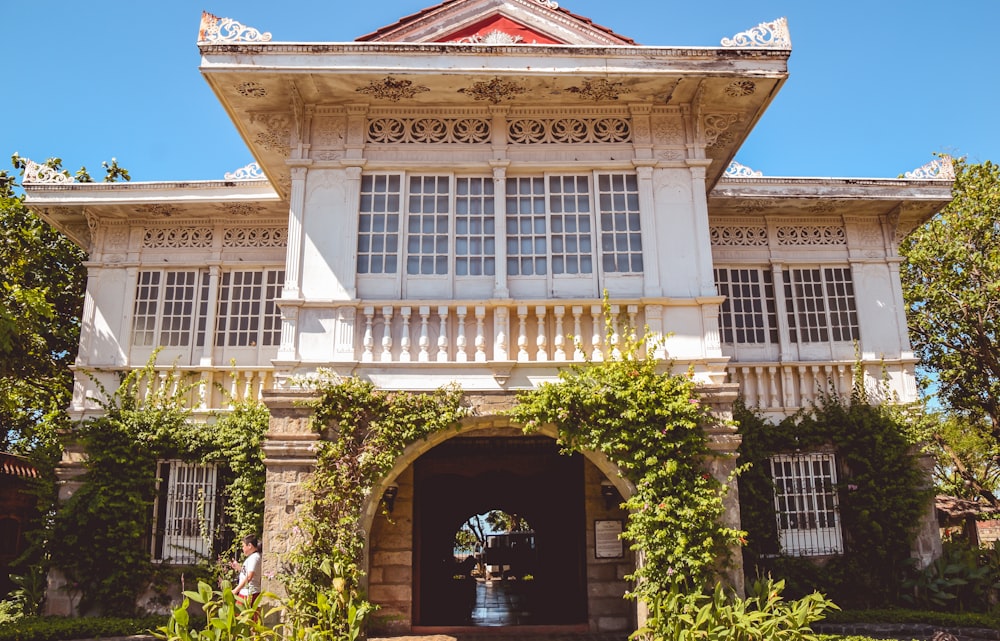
[199,12,272,43]
[724,161,762,178]
[459,77,527,104]
[356,77,431,102]
[22,160,74,184]
[566,79,631,101]
[904,156,955,180]
[721,17,791,48]
[224,162,264,180]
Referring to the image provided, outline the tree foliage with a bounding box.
[900,157,1000,504]
[0,153,130,455]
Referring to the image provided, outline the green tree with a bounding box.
[900,157,1000,505]
[0,159,86,455]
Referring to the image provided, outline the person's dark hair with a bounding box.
[243,534,261,551]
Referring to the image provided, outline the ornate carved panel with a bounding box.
[143,227,214,249]
[366,117,491,144]
[775,225,847,246]
[507,117,631,144]
[223,227,287,248]
[710,225,769,246]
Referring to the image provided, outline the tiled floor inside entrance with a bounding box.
[470,579,534,626]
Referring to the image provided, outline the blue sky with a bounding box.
[3,1,996,183]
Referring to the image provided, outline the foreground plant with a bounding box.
[638,577,837,641]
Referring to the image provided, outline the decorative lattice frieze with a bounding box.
[366,117,491,144]
[224,227,287,248]
[710,225,769,246]
[507,117,631,144]
[775,225,847,246]
[143,227,214,249]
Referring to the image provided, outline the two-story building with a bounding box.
[22,0,952,632]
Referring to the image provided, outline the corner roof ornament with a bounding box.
[904,156,955,180]
[224,162,265,181]
[199,12,272,43]
[22,159,75,184]
[725,161,763,178]
[721,17,790,48]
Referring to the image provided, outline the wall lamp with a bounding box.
[381,485,399,514]
[601,482,621,510]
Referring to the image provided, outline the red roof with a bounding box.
[356,0,637,45]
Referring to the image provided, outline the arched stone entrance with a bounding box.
[365,425,636,635]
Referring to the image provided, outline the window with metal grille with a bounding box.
[784,267,859,343]
[152,460,221,564]
[714,267,778,344]
[596,173,643,273]
[216,269,285,347]
[770,453,843,556]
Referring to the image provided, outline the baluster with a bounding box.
[456,306,468,362]
[823,365,834,394]
[415,306,430,362]
[837,364,850,398]
[553,306,566,361]
[198,372,210,411]
[798,366,809,407]
[229,372,238,408]
[752,366,765,407]
[782,366,794,407]
[381,306,394,362]
[243,371,254,403]
[362,306,375,362]
[741,367,753,406]
[494,307,510,361]
[590,305,604,361]
[399,307,412,362]
[768,366,779,408]
[810,365,823,400]
[572,306,586,361]
[609,305,622,360]
[475,306,487,362]
[437,306,449,362]
[535,306,548,361]
[517,306,530,362]
[256,372,266,401]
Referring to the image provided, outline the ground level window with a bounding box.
[770,452,843,556]
[152,460,221,564]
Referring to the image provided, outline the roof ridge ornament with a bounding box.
[454,30,525,44]
[721,17,790,48]
[725,161,763,178]
[22,159,75,184]
[904,156,955,180]
[199,12,272,43]
[224,162,265,180]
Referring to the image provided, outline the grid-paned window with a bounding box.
[133,270,200,348]
[153,460,220,564]
[357,174,401,274]
[406,176,450,275]
[216,269,285,347]
[714,268,778,344]
[506,177,548,276]
[597,173,643,272]
[134,269,282,352]
[455,177,495,276]
[784,267,859,343]
[770,453,843,556]
[548,175,593,275]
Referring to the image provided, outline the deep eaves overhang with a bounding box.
[23,179,284,250]
[198,41,791,198]
[711,175,954,237]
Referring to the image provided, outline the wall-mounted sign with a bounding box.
[595,519,624,559]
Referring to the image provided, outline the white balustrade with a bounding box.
[728,361,898,411]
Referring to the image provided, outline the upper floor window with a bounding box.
[714,267,778,345]
[357,171,643,282]
[132,268,284,352]
[714,265,859,347]
[784,267,859,343]
[770,453,843,556]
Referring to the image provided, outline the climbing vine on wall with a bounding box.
[736,388,930,608]
[282,376,469,608]
[506,327,743,603]
[49,360,268,615]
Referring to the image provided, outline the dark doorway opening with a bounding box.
[414,436,587,627]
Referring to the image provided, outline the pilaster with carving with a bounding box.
[283,166,309,299]
[686,160,717,296]
[635,165,661,296]
[491,162,510,297]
